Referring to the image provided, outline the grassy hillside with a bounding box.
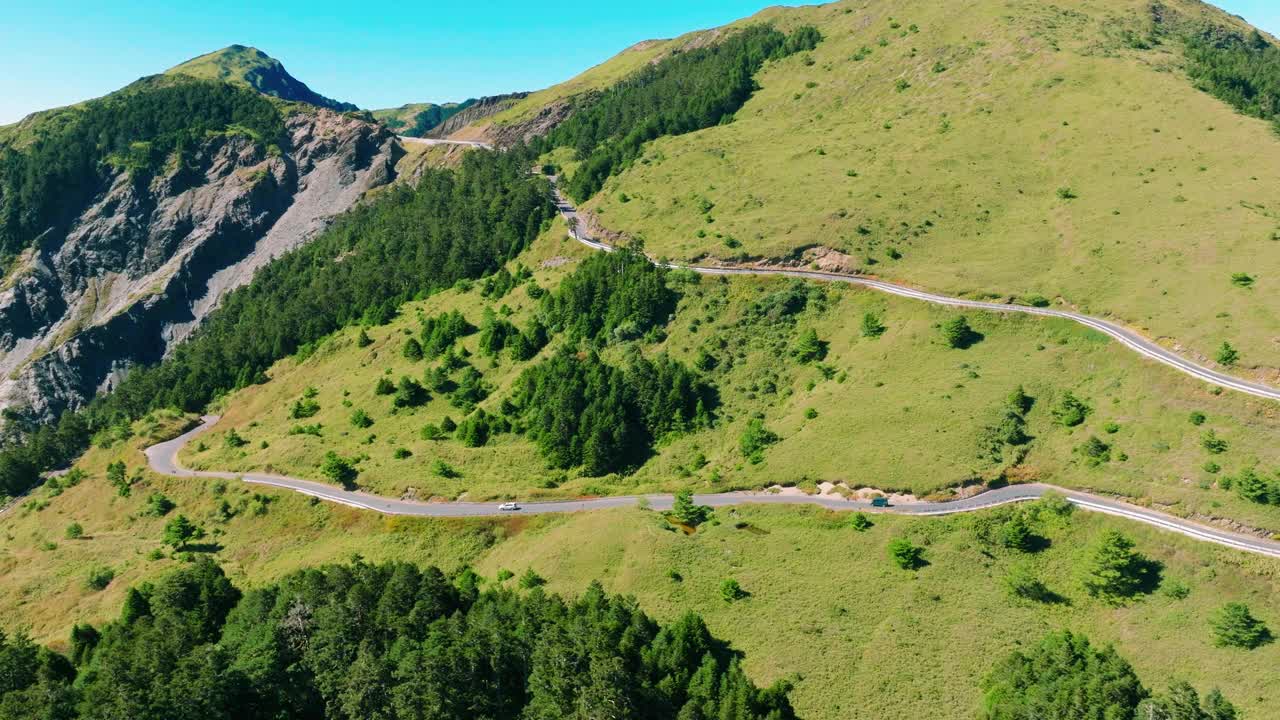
[4,436,1279,719]
[371,100,469,136]
[179,226,1280,532]
[502,0,1280,376]
[166,44,356,111]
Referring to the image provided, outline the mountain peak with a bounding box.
[166,45,357,112]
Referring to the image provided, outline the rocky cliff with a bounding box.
[0,109,399,422]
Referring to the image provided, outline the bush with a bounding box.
[1004,563,1054,603]
[350,409,374,428]
[393,448,412,459]
[887,538,924,570]
[432,459,460,479]
[792,328,827,363]
[1215,341,1239,366]
[940,315,977,348]
[849,512,873,531]
[224,429,248,449]
[403,337,424,361]
[1076,435,1112,466]
[320,451,358,489]
[1000,515,1036,551]
[393,376,429,408]
[1081,530,1153,604]
[420,423,443,440]
[1051,391,1091,427]
[1201,430,1228,455]
[65,522,84,540]
[356,328,373,347]
[720,578,747,602]
[290,399,320,419]
[1189,410,1207,425]
[739,419,778,464]
[374,377,395,395]
[85,566,116,591]
[860,312,886,338]
[518,568,545,589]
[672,489,711,527]
[1210,602,1271,649]
[143,492,175,517]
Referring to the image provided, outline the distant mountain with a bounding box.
[371,101,473,137]
[166,44,357,112]
[371,93,529,138]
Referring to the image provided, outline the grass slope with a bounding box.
[525,0,1280,375]
[371,101,468,136]
[180,226,1280,532]
[4,451,1279,719]
[166,44,356,111]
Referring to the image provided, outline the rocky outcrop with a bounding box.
[0,109,399,422]
[426,93,529,141]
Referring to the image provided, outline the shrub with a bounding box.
[440,416,457,432]
[940,315,977,348]
[1004,563,1053,603]
[1076,435,1112,466]
[1081,530,1153,604]
[350,409,374,428]
[1052,391,1091,427]
[1230,272,1254,288]
[861,312,886,338]
[1201,430,1228,454]
[143,492,175,517]
[224,429,248,449]
[672,489,711,527]
[739,419,778,464]
[393,448,412,459]
[1103,422,1120,434]
[792,328,826,363]
[518,568,545,589]
[403,337,424,361]
[1189,410,1207,425]
[65,522,84,540]
[162,514,205,550]
[393,377,429,408]
[432,459,460,479]
[720,578,747,602]
[1215,341,1239,366]
[320,451,358,488]
[887,538,924,569]
[1056,186,1078,199]
[289,399,320,419]
[849,512,873,531]
[1211,603,1272,649]
[804,408,818,420]
[374,377,395,395]
[420,424,442,440]
[1000,515,1035,551]
[85,566,115,591]
[356,328,373,347]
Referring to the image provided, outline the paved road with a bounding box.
[553,188,1280,403]
[397,135,493,150]
[146,416,1280,559]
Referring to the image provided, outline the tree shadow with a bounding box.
[1025,534,1052,553]
[1134,557,1165,596]
[181,542,224,554]
[953,329,985,350]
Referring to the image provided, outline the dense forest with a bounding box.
[981,630,1238,720]
[0,559,797,720]
[514,348,713,475]
[0,146,554,500]
[540,24,822,201]
[1182,25,1280,131]
[0,76,285,261]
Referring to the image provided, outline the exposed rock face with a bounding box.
[0,109,399,422]
[426,93,529,141]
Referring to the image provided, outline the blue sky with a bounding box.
[1,0,1277,125]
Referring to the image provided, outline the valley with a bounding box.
[3,0,1280,718]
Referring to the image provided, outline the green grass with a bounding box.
[556,0,1280,372]
[6,426,1280,719]
[180,224,1280,530]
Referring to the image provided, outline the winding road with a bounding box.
[146,416,1280,559]
[552,187,1280,403]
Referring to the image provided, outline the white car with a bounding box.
[498,502,521,512]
